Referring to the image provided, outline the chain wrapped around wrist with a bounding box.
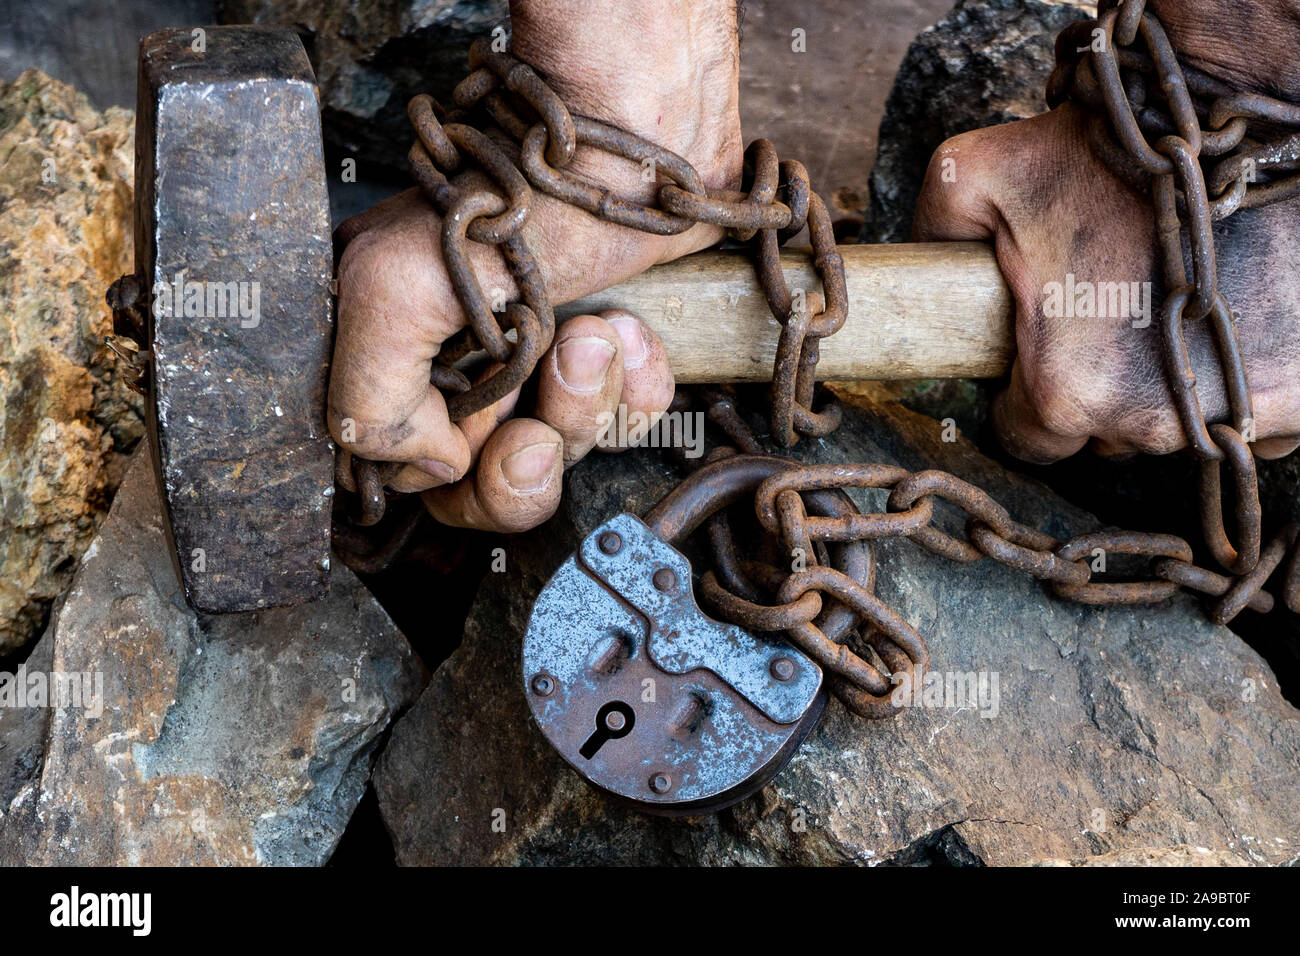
[338,36,846,526]
[1049,0,1300,576]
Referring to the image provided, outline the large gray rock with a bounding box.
[862,0,1091,244]
[0,447,426,865]
[374,389,1299,865]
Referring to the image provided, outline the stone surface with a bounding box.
[375,389,1299,865]
[0,448,426,865]
[1035,845,1252,867]
[862,0,1092,244]
[0,69,144,655]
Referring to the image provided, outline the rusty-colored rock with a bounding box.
[0,69,144,655]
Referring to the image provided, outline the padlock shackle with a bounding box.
[645,455,800,544]
[643,454,870,644]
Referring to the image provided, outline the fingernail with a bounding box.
[556,336,616,392]
[501,442,560,494]
[413,459,456,483]
[608,315,647,369]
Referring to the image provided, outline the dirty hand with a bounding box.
[330,0,741,531]
[913,0,1300,464]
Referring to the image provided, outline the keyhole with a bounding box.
[579,701,635,759]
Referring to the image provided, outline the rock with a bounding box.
[374,389,1299,865]
[0,633,51,815]
[0,69,144,655]
[0,448,426,865]
[217,0,508,184]
[1035,845,1252,867]
[861,0,1091,244]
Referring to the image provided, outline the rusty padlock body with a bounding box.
[522,456,872,815]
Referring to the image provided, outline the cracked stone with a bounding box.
[0,447,427,865]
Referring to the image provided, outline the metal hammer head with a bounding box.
[124,26,335,613]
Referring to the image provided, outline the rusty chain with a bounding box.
[339,35,844,525]
[1047,0,1300,580]
[657,388,1299,718]
[646,0,1300,714]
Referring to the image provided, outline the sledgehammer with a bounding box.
[112,24,1013,614]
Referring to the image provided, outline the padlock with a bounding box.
[522,455,872,815]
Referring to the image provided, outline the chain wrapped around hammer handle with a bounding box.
[341,36,846,522]
[1049,0,1300,578]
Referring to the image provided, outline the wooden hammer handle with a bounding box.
[558,242,1014,382]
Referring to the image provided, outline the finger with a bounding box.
[332,384,472,494]
[596,309,675,453]
[422,418,564,532]
[1253,436,1300,459]
[329,200,480,487]
[455,361,524,460]
[387,362,520,493]
[534,314,625,466]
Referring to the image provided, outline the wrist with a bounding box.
[507,0,742,193]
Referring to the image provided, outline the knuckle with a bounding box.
[1022,361,1105,440]
[1111,404,1185,455]
[336,228,386,295]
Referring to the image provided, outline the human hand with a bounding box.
[330,0,742,531]
[912,0,1300,465]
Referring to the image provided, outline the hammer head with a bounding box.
[132,26,335,612]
